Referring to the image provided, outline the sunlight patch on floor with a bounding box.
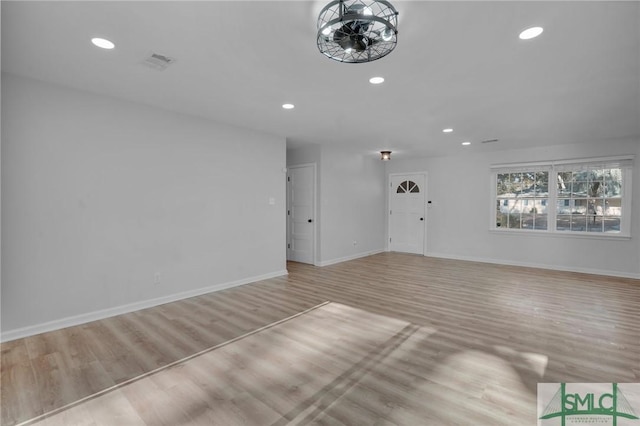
[22,302,440,425]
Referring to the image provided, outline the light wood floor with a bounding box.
[2,253,639,425]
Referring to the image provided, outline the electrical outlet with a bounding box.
[154,272,161,284]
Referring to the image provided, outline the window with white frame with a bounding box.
[496,170,549,230]
[491,156,633,236]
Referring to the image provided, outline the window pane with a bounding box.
[499,199,515,213]
[587,217,603,232]
[521,214,534,229]
[533,214,548,230]
[510,173,522,195]
[507,200,522,228]
[557,199,571,214]
[495,171,549,232]
[572,199,588,214]
[534,199,548,214]
[522,172,536,196]
[572,181,588,197]
[527,199,549,230]
[589,199,604,216]
[604,217,620,232]
[556,215,571,231]
[573,170,589,182]
[605,198,622,216]
[497,173,509,196]
[508,213,522,229]
[535,172,549,196]
[557,172,572,196]
[588,181,603,197]
[570,215,587,231]
[605,169,623,197]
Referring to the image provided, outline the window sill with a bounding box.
[489,228,631,240]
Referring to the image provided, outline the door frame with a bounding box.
[387,172,428,255]
[286,163,318,265]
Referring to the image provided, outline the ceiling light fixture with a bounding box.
[282,103,295,109]
[91,37,115,49]
[380,150,392,160]
[519,26,544,40]
[369,76,385,84]
[317,0,399,63]
[442,128,453,133]
[461,141,471,146]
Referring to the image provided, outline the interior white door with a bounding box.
[287,165,315,264]
[389,174,426,254]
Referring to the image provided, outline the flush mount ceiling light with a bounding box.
[282,103,295,109]
[519,26,544,40]
[369,76,385,84]
[317,0,399,63]
[91,37,115,49]
[442,128,453,133]
[461,141,471,146]
[380,150,392,160]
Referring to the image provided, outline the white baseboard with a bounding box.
[317,249,384,267]
[1,270,288,343]
[425,252,640,280]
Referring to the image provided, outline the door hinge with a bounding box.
[287,210,290,215]
[287,243,291,249]
[389,238,392,243]
[287,176,290,182]
[390,210,392,215]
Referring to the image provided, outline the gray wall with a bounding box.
[1,74,287,339]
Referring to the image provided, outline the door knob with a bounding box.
[308,219,313,223]
[420,218,424,221]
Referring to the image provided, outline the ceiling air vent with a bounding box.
[480,138,499,144]
[141,53,176,71]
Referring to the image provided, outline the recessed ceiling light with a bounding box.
[519,26,544,40]
[91,37,115,49]
[462,141,471,146]
[369,77,385,84]
[442,128,453,133]
[282,103,295,110]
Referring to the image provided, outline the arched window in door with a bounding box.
[396,180,420,194]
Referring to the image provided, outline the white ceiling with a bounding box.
[2,1,639,159]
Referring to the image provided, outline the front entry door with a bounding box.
[389,174,426,254]
[287,164,315,264]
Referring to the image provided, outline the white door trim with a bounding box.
[387,172,428,255]
[287,163,317,265]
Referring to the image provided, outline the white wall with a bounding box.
[287,145,387,266]
[1,73,287,339]
[319,149,386,265]
[386,140,640,278]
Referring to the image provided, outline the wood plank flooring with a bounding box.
[1,253,639,425]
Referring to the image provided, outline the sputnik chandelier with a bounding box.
[317,0,399,63]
